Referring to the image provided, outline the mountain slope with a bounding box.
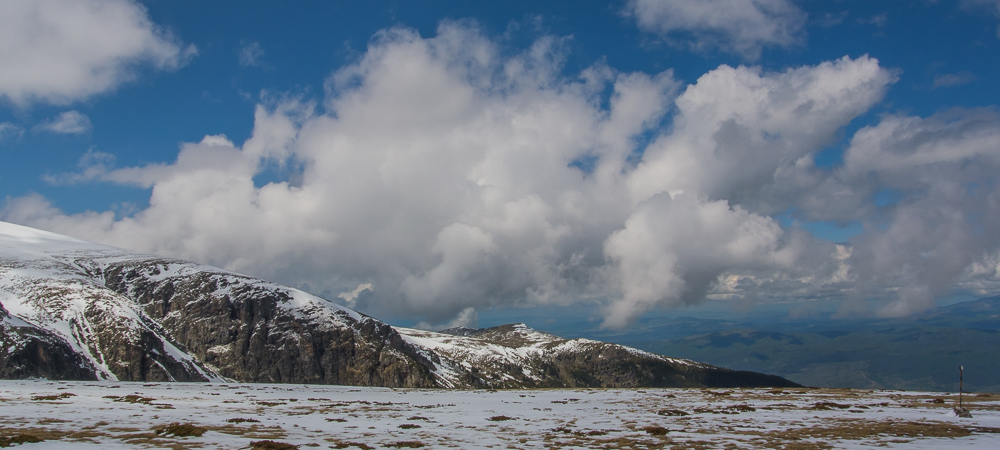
[0,221,796,388]
[398,324,797,388]
[0,221,436,385]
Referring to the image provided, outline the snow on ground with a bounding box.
[0,381,997,449]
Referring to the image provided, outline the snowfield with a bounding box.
[0,380,997,449]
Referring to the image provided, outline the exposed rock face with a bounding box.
[0,221,435,385]
[0,221,797,388]
[100,261,435,386]
[0,304,96,380]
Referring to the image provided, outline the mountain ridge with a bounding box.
[0,221,797,388]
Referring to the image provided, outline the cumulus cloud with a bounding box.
[834,108,1000,316]
[602,193,787,328]
[625,0,806,59]
[628,55,896,207]
[4,22,998,325]
[33,111,92,134]
[0,0,194,106]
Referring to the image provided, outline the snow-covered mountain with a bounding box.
[0,221,796,388]
[398,324,792,388]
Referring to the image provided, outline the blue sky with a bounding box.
[3,0,1000,330]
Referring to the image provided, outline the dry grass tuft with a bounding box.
[487,415,515,421]
[152,423,207,437]
[226,418,260,424]
[641,425,668,436]
[31,393,75,401]
[809,402,851,410]
[327,440,374,449]
[104,394,155,404]
[250,440,298,449]
[385,441,424,448]
[0,434,43,447]
[256,401,287,407]
[745,418,1000,447]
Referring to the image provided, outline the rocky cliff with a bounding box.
[0,221,797,388]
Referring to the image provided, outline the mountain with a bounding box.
[0,221,435,386]
[0,221,796,388]
[398,324,794,388]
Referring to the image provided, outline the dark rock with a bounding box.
[0,303,97,380]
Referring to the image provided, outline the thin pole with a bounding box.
[960,365,964,408]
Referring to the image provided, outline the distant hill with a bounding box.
[399,324,797,388]
[0,221,796,388]
[630,297,1000,392]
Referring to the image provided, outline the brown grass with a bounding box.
[31,393,75,401]
[742,418,1000,448]
[641,426,668,436]
[0,434,43,447]
[104,394,155,404]
[250,440,298,449]
[152,423,207,437]
[256,401,287,407]
[385,441,424,448]
[226,417,260,424]
[809,402,852,410]
[326,440,374,449]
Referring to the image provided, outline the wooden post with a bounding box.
[955,365,972,417]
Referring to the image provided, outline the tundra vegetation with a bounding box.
[0,380,997,449]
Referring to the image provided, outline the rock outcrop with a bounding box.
[0,303,97,380]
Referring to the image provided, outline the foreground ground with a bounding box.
[0,381,998,449]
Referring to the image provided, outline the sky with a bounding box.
[2,0,1000,331]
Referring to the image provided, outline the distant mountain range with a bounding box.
[0,221,795,388]
[627,297,1000,392]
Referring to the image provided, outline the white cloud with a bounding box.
[628,55,896,207]
[414,307,479,331]
[933,72,976,88]
[42,148,114,185]
[625,0,806,59]
[239,41,265,67]
[0,122,23,141]
[33,110,92,134]
[602,193,787,328]
[5,22,998,325]
[337,283,373,309]
[0,0,194,106]
[834,108,1000,316]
